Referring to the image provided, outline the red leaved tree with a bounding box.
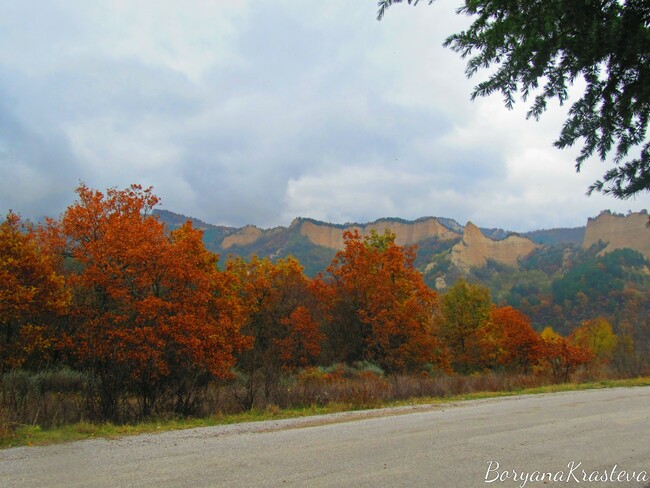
[48,184,248,419]
[480,306,541,373]
[537,327,593,383]
[0,212,69,372]
[227,256,322,409]
[319,229,444,374]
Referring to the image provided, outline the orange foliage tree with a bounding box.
[47,184,248,419]
[319,229,443,374]
[537,327,593,383]
[0,212,69,372]
[480,306,541,373]
[227,256,322,408]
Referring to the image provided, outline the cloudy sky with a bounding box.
[1,1,648,232]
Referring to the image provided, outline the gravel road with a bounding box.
[2,386,649,488]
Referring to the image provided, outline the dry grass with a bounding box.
[2,365,650,448]
[2,375,650,449]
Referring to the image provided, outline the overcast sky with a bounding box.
[1,1,648,232]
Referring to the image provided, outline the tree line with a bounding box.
[0,185,634,422]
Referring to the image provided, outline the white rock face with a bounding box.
[451,222,539,271]
[582,212,650,259]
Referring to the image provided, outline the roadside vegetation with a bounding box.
[2,373,649,449]
[2,184,649,447]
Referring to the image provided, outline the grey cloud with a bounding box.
[0,0,647,232]
[0,93,80,220]
[2,54,201,128]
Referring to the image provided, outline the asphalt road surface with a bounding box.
[2,386,649,488]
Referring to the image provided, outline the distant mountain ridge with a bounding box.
[153,209,648,276]
[523,227,586,246]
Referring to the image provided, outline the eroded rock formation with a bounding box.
[298,218,460,250]
[221,225,263,249]
[451,222,539,271]
[582,212,650,259]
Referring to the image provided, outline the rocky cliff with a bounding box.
[297,217,460,250]
[582,212,650,259]
[451,222,540,271]
[155,209,649,276]
[221,225,263,249]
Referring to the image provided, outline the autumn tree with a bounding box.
[537,327,593,383]
[0,212,69,372]
[480,306,541,373]
[614,289,650,375]
[276,305,324,371]
[227,256,322,409]
[48,184,247,419]
[320,230,443,374]
[438,278,491,373]
[572,317,617,366]
[378,0,650,199]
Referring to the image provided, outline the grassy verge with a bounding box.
[3,376,649,449]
